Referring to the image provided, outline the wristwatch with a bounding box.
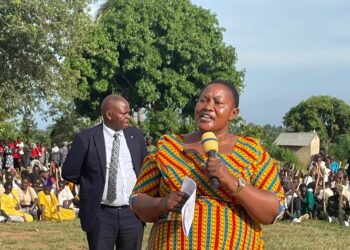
[129,194,139,212]
[232,177,247,196]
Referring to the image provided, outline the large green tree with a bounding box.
[0,0,93,119]
[70,0,244,134]
[283,96,350,150]
[329,133,350,163]
[48,104,95,145]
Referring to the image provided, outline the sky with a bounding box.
[38,0,350,129]
[189,0,350,126]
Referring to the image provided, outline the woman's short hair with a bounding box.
[201,79,240,108]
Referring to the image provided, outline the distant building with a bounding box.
[273,131,320,165]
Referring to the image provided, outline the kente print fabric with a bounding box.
[133,134,285,250]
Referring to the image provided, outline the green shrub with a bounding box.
[268,144,303,169]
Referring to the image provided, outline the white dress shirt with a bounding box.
[101,123,136,206]
[58,186,75,208]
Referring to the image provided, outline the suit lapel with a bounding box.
[124,128,138,174]
[94,124,107,183]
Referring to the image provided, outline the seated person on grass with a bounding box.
[0,181,33,222]
[4,171,20,193]
[316,181,334,212]
[326,184,350,226]
[19,176,39,219]
[38,179,75,221]
[57,181,79,215]
[298,183,314,219]
[282,179,309,223]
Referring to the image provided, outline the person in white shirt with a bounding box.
[57,181,74,208]
[317,181,334,205]
[51,144,60,165]
[62,95,147,250]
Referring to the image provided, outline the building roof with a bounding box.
[273,132,319,146]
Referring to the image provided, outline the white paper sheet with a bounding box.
[181,176,197,236]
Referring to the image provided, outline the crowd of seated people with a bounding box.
[1,136,349,228]
[280,153,350,226]
[0,135,160,224]
[0,140,79,223]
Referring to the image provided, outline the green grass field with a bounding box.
[0,219,349,249]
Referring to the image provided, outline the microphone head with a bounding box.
[201,132,218,153]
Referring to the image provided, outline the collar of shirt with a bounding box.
[103,123,122,139]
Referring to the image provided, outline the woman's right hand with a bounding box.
[163,192,189,214]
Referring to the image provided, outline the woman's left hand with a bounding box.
[163,192,189,214]
[204,157,237,190]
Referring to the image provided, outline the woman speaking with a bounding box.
[130,80,285,249]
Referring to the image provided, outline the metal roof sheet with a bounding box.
[273,132,318,146]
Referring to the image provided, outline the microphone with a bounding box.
[201,132,219,189]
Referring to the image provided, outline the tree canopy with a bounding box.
[70,0,244,134]
[0,0,93,120]
[48,106,94,145]
[283,96,350,150]
[329,133,350,163]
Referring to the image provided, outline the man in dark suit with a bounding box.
[62,95,147,250]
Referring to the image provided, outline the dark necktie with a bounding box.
[107,133,120,202]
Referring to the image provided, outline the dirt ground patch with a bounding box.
[0,231,36,240]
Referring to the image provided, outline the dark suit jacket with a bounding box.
[62,124,147,232]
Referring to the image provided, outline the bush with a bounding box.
[268,144,303,169]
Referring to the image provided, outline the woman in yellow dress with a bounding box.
[37,179,75,221]
[0,181,33,222]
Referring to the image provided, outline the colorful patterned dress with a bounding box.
[133,134,285,250]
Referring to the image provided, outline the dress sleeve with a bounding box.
[133,153,162,197]
[251,140,285,220]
